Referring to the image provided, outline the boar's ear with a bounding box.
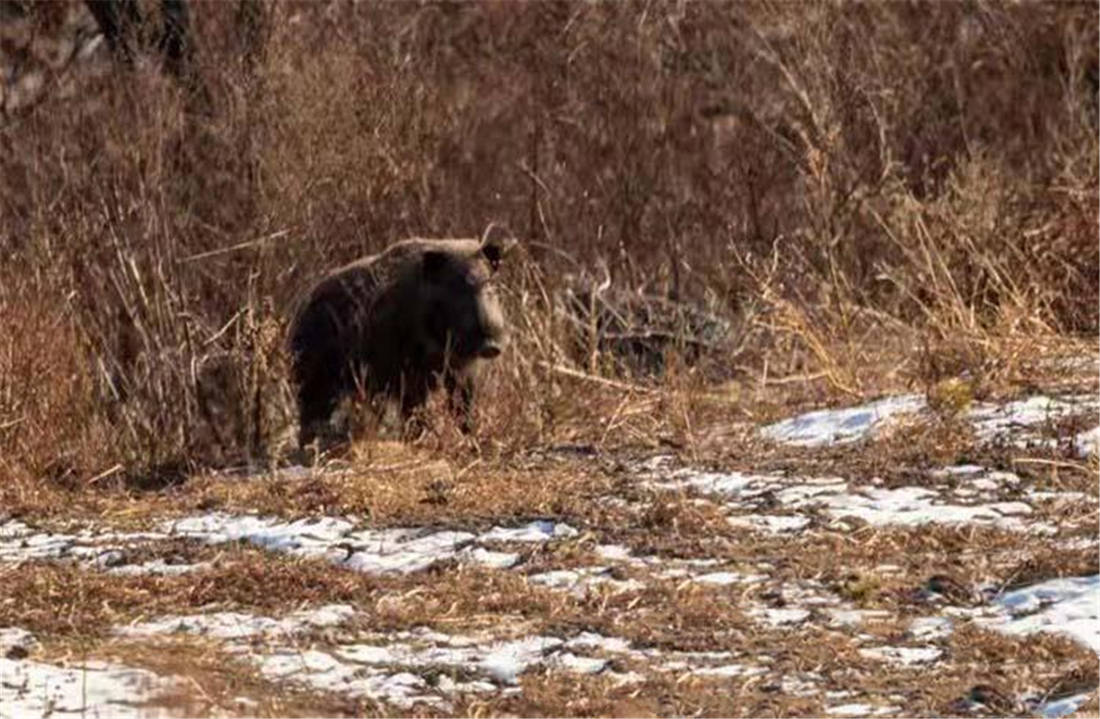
[479,223,517,272]
[480,235,517,273]
[422,250,448,280]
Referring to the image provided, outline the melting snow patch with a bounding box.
[1074,426,1100,458]
[748,607,812,628]
[816,486,1040,532]
[908,617,953,641]
[0,658,183,719]
[161,514,578,575]
[826,609,892,628]
[117,604,355,641]
[858,646,944,666]
[1039,692,1093,718]
[691,571,762,586]
[689,663,767,679]
[727,514,811,533]
[107,608,654,709]
[528,567,645,596]
[480,520,579,543]
[826,703,900,717]
[981,574,1100,653]
[649,468,1055,534]
[761,392,1096,449]
[761,395,925,447]
[0,520,167,566]
[969,395,1098,443]
[0,628,36,658]
[106,559,211,577]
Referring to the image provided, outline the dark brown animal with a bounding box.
[288,234,514,449]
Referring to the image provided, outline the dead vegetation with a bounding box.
[0,0,1095,483]
[0,1,1096,717]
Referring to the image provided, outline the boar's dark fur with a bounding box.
[288,235,514,448]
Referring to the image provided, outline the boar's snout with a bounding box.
[473,287,507,360]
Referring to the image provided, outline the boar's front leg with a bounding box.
[445,371,476,434]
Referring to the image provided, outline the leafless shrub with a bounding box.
[0,1,1093,480]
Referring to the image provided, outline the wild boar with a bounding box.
[288,232,515,448]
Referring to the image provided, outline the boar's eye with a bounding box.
[465,270,485,290]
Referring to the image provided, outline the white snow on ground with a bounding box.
[858,646,944,666]
[1040,693,1093,718]
[1074,425,1100,457]
[0,655,185,719]
[967,574,1100,653]
[1,390,1095,714]
[968,395,1097,443]
[761,392,1098,451]
[908,617,953,641]
[649,466,1059,534]
[105,558,212,577]
[761,394,925,447]
[0,627,37,657]
[528,567,645,595]
[825,703,900,717]
[0,520,169,564]
[480,520,580,543]
[104,608,778,709]
[749,607,812,627]
[117,603,355,641]
[162,514,587,575]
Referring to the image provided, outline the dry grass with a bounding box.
[0,0,1094,483]
[0,1,1096,716]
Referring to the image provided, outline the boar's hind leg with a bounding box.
[445,372,476,434]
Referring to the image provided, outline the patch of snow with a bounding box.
[0,521,215,577]
[565,632,632,654]
[341,531,478,574]
[460,546,521,569]
[594,544,634,561]
[106,559,212,577]
[932,464,986,477]
[969,395,1099,442]
[649,467,1059,534]
[255,648,442,709]
[692,571,765,586]
[761,395,925,447]
[779,674,823,696]
[726,514,811,533]
[858,646,944,666]
[480,520,579,543]
[826,609,892,628]
[748,607,812,627]
[1039,692,1094,718]
[108,607,657,708]
[0,658,184,719]
[689,663,767,679]
[528,567,645,596]
[983,574,1100,653]
[816,486,1041,531]
[761,392,1096,449]
[548,652,610,675]
[0,628,36,658]
[1073,426,1100,458]
[826,703,900,717]
[162,514,565,576]
[0,520,164,565]
[117,604,355,640]
[908,617,953,641]
[478,636,564,684]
